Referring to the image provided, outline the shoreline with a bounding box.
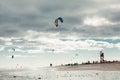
[54,62,120,71]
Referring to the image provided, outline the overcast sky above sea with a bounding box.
[0,0,120,68]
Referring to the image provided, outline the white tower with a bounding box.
[100,51,104,63]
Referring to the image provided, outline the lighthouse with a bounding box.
[100,51,104,63]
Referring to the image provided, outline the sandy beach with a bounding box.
[55,62,120,71]
[1,66,120,80]
[0,68,52,80]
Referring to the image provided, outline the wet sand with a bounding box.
[1,66,120,80]
[0,69,33,80]
[0,68,49,80]
[55,62,120,71]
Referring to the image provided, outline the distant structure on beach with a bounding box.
[100,51,104,63]
[62,51,120,67]
[50,63,52,67]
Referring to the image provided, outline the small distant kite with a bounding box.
[75,53,78,56]
[12,55,14,59]
[55,17,63,27]
[12,48,15,51]
[12,48,15,59]
[52,49,55,52]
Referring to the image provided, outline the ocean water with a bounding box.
[1,68,120,80]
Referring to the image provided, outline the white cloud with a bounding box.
[115,43,120,49]
[8,30,120,52]
[0,37,11,42]
[23,30,60,41]
[7,55,35,58]
[83,16,115,26]
[0,46,5,51]
[15,48,26,53]
[26,49,44,54]
[0,29,119,53]
[5,42,13,45]
[109,4,120,9]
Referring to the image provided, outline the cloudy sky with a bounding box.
[0,0,120,68]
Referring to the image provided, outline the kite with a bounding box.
[12,55,14,59]
[55,17,63,27]
[12,48,15,59]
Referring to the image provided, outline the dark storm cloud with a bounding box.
[0,14,19,24]
[64,16,83,25]
[38,0,96,14]
[0,0,120,37]
[95,6,120,23]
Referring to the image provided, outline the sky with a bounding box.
[0,0,120,68]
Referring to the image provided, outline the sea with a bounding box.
[0,67,120,80]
